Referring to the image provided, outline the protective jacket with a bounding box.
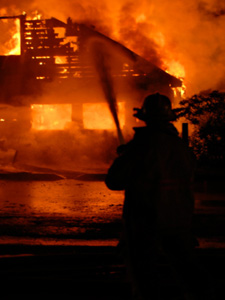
[105,122,196,237]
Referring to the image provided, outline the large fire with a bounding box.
[1,1,225,96]
[0,10,186,85]
[31,103,125,131]
[83,102,125,130]
[7,19,20,55]
[1,1,224,139]
[0,10,186,134]
[0,17,20,55]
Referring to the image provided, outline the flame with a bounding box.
[31,104,72,130]
[1,0,224,96]
[172,86,186,100]
[1,11,44,56]
[83,102,125,130]
[165,59,185,79]
[55,56,68,64]
[32,11,42,20]
[1,11,186,83]
[55,56,68,74]
[165,59,186,99]
[5,18,21,55]
[63,36,78,52]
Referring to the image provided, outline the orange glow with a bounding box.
[55,56,68,74]
[172,86,186,99]
[165,60,186,99]
[5,19,21,55]
[55,56,68,64]
[32,12,42,20]
[33,56,51,59]
[165,59,185,79]
[63,36,78,52]
[1,0,224,96]
[31,104,72,130]
[136,14,147,23]
[1,11,187,90]
[83,102,125,130]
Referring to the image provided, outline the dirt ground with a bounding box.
[0,169,124,247]
[0,164,225,248]
[0,165,225,298]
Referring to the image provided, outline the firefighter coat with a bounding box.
[105,122,196,243]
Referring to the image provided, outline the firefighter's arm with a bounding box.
[105,149,134,191]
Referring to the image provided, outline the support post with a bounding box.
[182,123,189,145]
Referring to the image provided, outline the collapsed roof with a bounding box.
[0,15,182,104]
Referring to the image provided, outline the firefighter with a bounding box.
[105,93,206,299]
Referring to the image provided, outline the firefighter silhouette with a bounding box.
[105,93,213,300]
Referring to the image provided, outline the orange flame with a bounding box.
[5,18,21,55]
[165,59,185,79]
[83,102,125,130]
[31,104,72,130]
[165,60,186,99]
[2,11,186,82]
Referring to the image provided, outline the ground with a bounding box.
[0,175,124,246]
[0,163,225,298]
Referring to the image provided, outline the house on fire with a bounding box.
[0,15,182,129]
[0,15,182,167]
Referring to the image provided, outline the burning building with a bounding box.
[0,14,182,169]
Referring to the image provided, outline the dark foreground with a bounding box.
[1,245,225,299]
[0,165,225,299]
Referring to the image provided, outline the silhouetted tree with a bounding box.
[179,90,225,164]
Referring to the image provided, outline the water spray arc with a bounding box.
[91,41,125,145]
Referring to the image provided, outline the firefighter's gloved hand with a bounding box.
[133,107,145,121]
[117,144,127,155]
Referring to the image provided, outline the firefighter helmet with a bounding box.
[133,93,177,122]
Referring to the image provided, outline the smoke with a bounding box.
[149,0,225,95]
[0,102,120,170]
